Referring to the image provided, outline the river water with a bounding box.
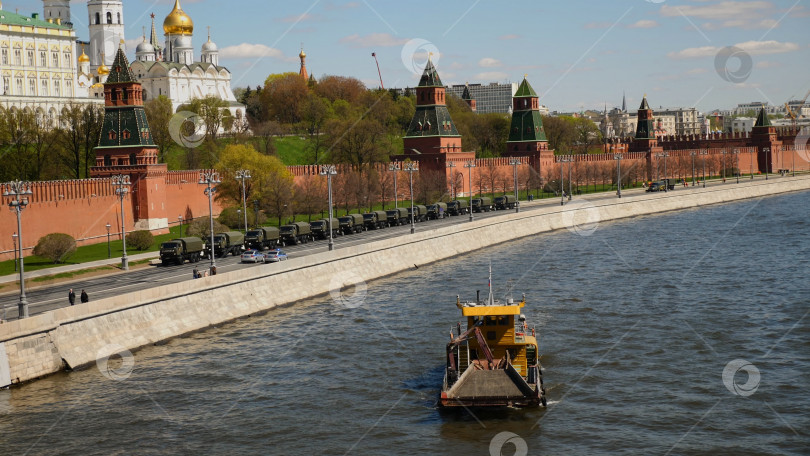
[1,191,808,455]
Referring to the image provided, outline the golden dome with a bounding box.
[299,49,306,58]
[78,46,89,63]
[97,62,109,76]
[163,0,194,36]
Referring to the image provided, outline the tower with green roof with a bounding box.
[504,76,553,174]
[751,107,780,174]
[630,94,663,180]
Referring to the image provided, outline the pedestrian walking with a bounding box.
[192,268,199,279]
[68,288,76,306]
[80,289,89,303]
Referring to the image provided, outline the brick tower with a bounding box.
[461,83,476,112]
[751,107,781,173]
[91,43,168,230]
[504,76,553,173]
[630,95,662,180]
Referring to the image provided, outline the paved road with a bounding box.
[0,176,784,320]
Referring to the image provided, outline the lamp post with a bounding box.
[750,148,754,179]
[699,150,708,188]
[106,223,111,258]
[445,161,456,199]
[199,171,221,272]
[732,149,740,184]
[320,165,337,250]
[12,232,18,272]
[690,151,697,187]
[235,169,251,233]
[614,154,623,198]
[178,216,183,237]
[253,200,260,228]
[764,147,770,180]
[464,160,475,222]
[656,152,670,192]
[792,145,795,177]
[559,156,573,205]
[509,159,521,212]
[388,162,400,209]
[237,209,242,231]
[721,149,726,183]
[111,174,131,271]
[4,180,32,318]
[403,162,419,234]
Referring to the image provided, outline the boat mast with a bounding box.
[487,262,495,306]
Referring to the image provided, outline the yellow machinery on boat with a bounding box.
[440,272,546,408]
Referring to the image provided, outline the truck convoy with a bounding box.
[310,218,340,240]
[363,211,389,230]
[205,231,245,258]
[244,227,280,250]
[159,237,203,265]
[494,195,518,210]
[472,197,493,213]
[408,205,428,222]
[339,214,365,234]
[426,202,448,220]
[385,208,409,226]
[447,200,470,216]
[280,222,313,245]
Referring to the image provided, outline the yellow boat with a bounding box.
[440,270,547,408]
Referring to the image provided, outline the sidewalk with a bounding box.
[0,251,160,285]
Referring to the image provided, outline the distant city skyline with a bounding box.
[11,0,809,112]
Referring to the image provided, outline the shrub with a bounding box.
[217,206,266,230]
[186,217,229,239]
[32,233,77,264]
[126,230,154,250]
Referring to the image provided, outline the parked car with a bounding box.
[240,249,265,263]
[264,249,288,262]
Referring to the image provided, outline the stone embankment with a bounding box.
[2,176,809,388]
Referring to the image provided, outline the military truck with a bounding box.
[159,237,203,265]
[494,195,518,210]
[363,211,389,230]
[244,227,280,250]
[472,197,493,213]
[204,231,245,258]
[447,200,470,216]
[426,202,448,220]
[408,204,428,222]
[310,218,340,240]
[339,213,365,234]
[280,221,313,245]
[386,208,409,226]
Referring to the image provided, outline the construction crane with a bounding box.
[785,89,810,126]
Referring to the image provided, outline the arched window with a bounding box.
[95,12,100,24]
[117,12,121,24]
[107,12,112,24]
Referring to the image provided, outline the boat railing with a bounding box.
[514,322,528,342]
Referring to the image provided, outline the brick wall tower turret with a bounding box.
[461,83,476,112]
[504,75,553,174]
[91,43,168,230]
[630,94,663,180]
[751,107,781,173]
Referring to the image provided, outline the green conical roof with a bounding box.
[461,84,472,100]
[514,77,538,98]
[639,96,650,110]
[106,45,137,84]
[417,59,443,87]
[755,107,771,127]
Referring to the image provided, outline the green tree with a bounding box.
[178,95,229,142]
[144,95,174,162]
[260,73,309,124]
[32,233,77,264]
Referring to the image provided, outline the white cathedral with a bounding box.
[1,0,243,123]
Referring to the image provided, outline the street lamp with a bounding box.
[178,215,183,237]
[763,147,770,180]
[750,148,754,179]
[445,161,456,199]
[558,156,574,205]
[388,162,400,209]
[732,149,740,184]
[111,175,131,271]
[721,149,727,183]
[656,152,670,192]
[4,180,32,318]
[699,150,708,188]
[403,162,419,234]
[463,160,475,221]
[320,165,337,250]
[12,233,18,273]
[199,171,221,272]
[235,169,251,233]
[509,159,521,213]
[106,222,111,258]
[613,154,623,198]
[253,200,260,228]
[237,209,242,231]
[690,151,697,187]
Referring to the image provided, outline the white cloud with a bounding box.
[478,57,501,68]
[661,1,780,29]
[220,43,286,59]
[667,40,799,59]
[278,13,318,23]
[339,33,408,48]
[755,60,781,69]
[474,71,508,81]
[124,38,142,52]
[628,20,659,29]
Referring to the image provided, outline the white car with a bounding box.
[240,249,265,263]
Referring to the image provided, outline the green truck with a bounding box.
[447,200,470,216]
[426,202,448,220]
[310,218,340,240]
[472,197,493,213]
[494,195,518,210]
[363,210,388,230]
[408,204,428,222]
[280,221,313,245]
[205,231,245,258]
[159,237,203,265]
[339,214,365,234]
[244,227,280,250]
[386,208,409,226]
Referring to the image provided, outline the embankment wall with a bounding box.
[1,176,809,387]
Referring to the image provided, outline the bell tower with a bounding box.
[87,0,125,71]
[43,0,71,27]
[504,75,553,174]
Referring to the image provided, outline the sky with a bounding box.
[10,0,810,113]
